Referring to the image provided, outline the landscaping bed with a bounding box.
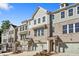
[33,50,55,56]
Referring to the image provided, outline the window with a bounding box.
[20,25,24,31]
[63,25,67,34]
[8,38,13,42]
[9,31,14,34]
[21,34,26,40]
[29,31,30,35]
[3,39,6,43]
[61,11,65,18]
[61,4,64,7]
[69,24,73,33]
[23,26,24,30]
[38,29,40,36]
[3,33,6,36]
[41,28,44,35]
[42,16,45,22]
[38,18,40,23]
[52,15,54,20]
[34,28,44,36]
[75,23,79,32]
[77,7,79,14]
[34,30,37,36]
[68,9,73,16]
[34,20,36,25]
[25,25,27,30]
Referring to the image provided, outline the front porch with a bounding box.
[47,35,66,53]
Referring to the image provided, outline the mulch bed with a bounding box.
[33,50,56,56]
[12,50,23,54]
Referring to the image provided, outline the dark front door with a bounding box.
[50,40,54,51]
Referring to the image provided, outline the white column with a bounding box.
[73,24,75,33]
[47,40,50,52]
[67,25,69,34]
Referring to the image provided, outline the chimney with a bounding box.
[60,3,69,9]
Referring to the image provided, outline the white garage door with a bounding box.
[65,43,79,54]
[36,44,47,51]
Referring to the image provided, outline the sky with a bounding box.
[0,3,60,26]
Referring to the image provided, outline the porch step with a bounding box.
[48,35,58,40]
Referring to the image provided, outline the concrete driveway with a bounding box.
[52,52,79,56]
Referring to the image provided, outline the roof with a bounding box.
[32,6,48,19]
[48,3,79,14]
[21,6,48,24]
[10,24,17,28]
[21,19,32,24]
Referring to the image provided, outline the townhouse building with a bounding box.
[1,24,17,52]
[18,3,79,53]
[18,7,50,51]
[47,3,79,53]
[1,3,79,54]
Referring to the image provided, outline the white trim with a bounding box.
[73,23,75,33]
[67,25,69,34]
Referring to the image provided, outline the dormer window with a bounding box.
[61,4,64,7]
[60,3,69,9]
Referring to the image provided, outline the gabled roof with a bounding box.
[10,24,17,28]
[32,6,48,19]
[21,19,32,24]
[48,3,79,14]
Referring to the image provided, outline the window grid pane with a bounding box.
[43,16,45,22]
[61,11,65,18]
[69,24,73,33]
[77,7,79,14]
[63,25,67,34]
[75,23,79,32]
[69,9,73,16]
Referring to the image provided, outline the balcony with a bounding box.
[19,30,28,35]
[32,24,48,30]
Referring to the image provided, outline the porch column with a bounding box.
[53,40,56,52]
[47,40,50,52]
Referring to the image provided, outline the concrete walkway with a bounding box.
[0,51,39,56]
[0,52,13,56]
[1,51,79,56]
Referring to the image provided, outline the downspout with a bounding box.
[49,14,53,37]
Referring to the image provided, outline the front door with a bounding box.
[50,40,54,51]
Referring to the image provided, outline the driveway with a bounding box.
[52,52,79,56]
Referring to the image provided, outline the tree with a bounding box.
[0,20,10,44]
[1,20,10,31]
[0,29,2,43]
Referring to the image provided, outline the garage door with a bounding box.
[65,43,79,54]
[36,44,47,51]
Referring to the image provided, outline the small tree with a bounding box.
[1,20,10,31]
[0,20,10,43]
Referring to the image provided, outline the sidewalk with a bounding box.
[0,51,39,56]
[0,52,13,56]
[9,51,39,56]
